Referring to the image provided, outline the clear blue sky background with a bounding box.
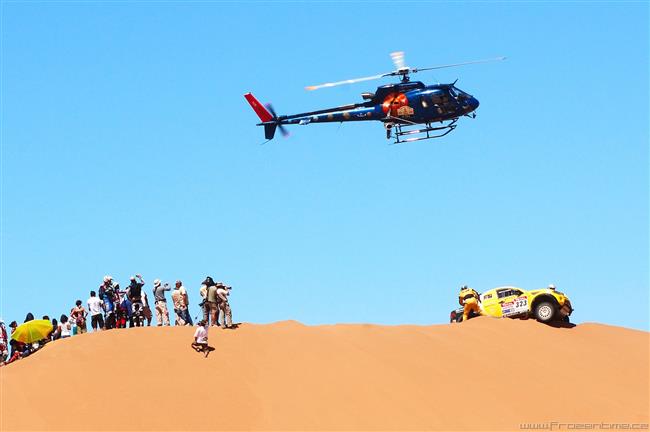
[1,1,648,330]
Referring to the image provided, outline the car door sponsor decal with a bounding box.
[501,296,528,317]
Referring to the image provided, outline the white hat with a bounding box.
[103,275,112,283]
[548,284,556,290]
[154,279,161,287]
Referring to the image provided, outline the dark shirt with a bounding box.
[128,282,144,300]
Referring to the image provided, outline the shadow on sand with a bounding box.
[191,343,216,357]
[548,320,577,329]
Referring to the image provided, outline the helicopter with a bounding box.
[245,52,505,144]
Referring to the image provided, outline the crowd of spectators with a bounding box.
[0,274,234,366]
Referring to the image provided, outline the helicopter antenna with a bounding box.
[305,53,506,91]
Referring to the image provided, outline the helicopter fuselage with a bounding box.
[277,81,478,125]
[245,81,480,143]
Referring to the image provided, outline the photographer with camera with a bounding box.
[199,282,208,324]
[152,279,171,326]
[201,277,220,327]
[216,282,233,329]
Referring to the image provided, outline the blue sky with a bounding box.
[1,1,648,330]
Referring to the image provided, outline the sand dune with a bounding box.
[1,317,648,431]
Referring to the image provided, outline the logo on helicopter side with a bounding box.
[396,106,414,116]
[382,93,410,116]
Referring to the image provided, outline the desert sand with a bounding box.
[1,317,648,431]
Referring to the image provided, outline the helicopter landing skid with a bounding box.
[387,118,458,144]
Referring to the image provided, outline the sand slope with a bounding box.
[1,317,648,431]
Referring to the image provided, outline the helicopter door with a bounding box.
[424,90,446,115]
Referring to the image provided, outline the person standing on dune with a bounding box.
[216,283,233,329]
[141,290,153,326]
[126,274,145,311]
[99,276,115,315]
[58,315,72,338]
[199,282,208,324]
[179,281,192,325]
[204,278,220,327]
[171,281,187,326]
[87,291,105,331]
[153,279,171,326]
[70,300,88,334]
[99,276,118,329]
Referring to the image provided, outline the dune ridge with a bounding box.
[1,317,648,431]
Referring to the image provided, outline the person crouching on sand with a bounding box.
[191,320,210,357]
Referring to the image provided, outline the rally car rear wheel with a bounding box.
[534,301,556,323]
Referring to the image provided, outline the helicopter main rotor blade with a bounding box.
[306,51,406,91]
[305,73,389,91]
[411,56,507,73]
[304,54,506,91]
[390,51,407,70]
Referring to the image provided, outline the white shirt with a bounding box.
[179,285,188,304]
[141,291,149,307]
[216,288,229,302]
[87,297,104,316]
[59,321,71,337]
[194,326,208,344]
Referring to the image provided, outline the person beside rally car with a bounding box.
[458,285,482,322]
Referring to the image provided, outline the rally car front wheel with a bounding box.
[534,301,557,323]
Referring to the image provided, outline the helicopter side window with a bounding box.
[430,91,444,104]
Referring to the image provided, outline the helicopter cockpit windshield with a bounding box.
[450,86,471,100]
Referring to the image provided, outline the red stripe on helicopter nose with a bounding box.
[244,93,274,122]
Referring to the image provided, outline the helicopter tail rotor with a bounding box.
[244,93,289,140]
[265,103,290,138]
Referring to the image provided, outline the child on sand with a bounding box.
[191,320,210,357]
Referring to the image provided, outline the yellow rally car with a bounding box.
[450,285,573,324]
